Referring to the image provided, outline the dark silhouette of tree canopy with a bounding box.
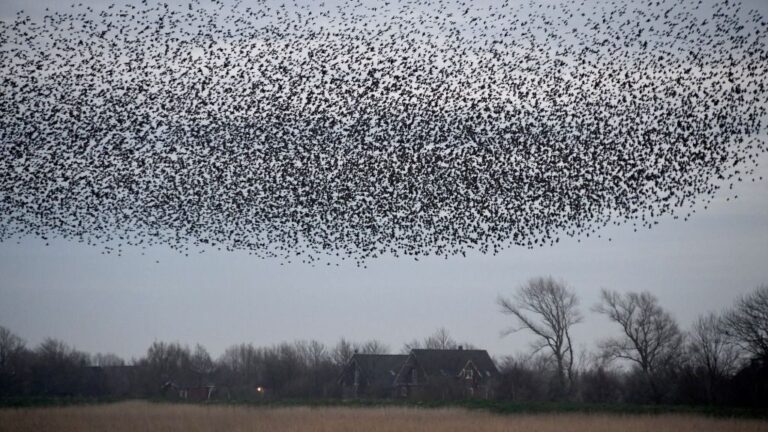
[689,312,742,378]
[687,312,743,403]
[0,326,27,397]
[0,326,25,373]
[724,285,768,361]
[189,344,215,383]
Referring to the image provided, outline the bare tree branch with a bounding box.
[723,285,768,361]
[497,276,582,398]
[593,289,683,403]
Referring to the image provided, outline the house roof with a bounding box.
[409,349,499,379]
[343,354,408,387]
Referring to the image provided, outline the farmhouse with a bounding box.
[338,353,409,399]
[393,348,499,400]
[339,347,499,400]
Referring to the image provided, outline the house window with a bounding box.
[465,369,473,379]
[354,369,360,386]
[410,368,417,384]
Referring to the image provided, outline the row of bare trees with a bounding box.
[0,322,488,401]
[0,326,411,400]
[497,277,768,405]
[0,281,765,405]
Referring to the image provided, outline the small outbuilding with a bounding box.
[161,381,220,402]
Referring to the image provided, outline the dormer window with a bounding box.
[465,368,473,379]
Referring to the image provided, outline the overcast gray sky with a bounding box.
[0,0,767,362]
[1,156,764,361]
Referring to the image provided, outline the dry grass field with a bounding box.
[0,401,767,432]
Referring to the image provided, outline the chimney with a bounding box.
[458,345,463,351]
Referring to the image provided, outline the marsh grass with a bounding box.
[1,401,767,432]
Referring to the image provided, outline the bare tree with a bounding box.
[34,338,89,396]
[723,284,768,361]
[0,326,26,372]
[219,343,260,378]
[497,277,582,397]
[91,353,125,367]
[217,343,264,397]
[356,340,389,355]
[296,340,333,397]
[424,327,456,350]
[402,328,475,353]
[146,342,190,373]
[190,344,215,381]
[143,341,192,390]
[0,326,27,396]
[401,339,423,353]
[36,338,89,366]
[688,312,743,403]
[330,338,388,368]
[331,338,354,367]
[295,340,328,369]
[593,290,683,402]
[401,328,455,352]
[689,312,742,378]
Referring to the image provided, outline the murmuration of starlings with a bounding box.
[1,0,766,265]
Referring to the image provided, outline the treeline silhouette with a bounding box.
[0,284,766,407]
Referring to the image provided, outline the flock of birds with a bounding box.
[0,0,766,264]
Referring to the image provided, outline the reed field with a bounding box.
[0,401,767,432]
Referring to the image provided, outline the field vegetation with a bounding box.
[1,401,767,432]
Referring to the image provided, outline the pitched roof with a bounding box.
[410,349,499,379]
[346,354,409,387]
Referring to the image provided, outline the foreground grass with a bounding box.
[1,401,767,432]
[209,397,768,419]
